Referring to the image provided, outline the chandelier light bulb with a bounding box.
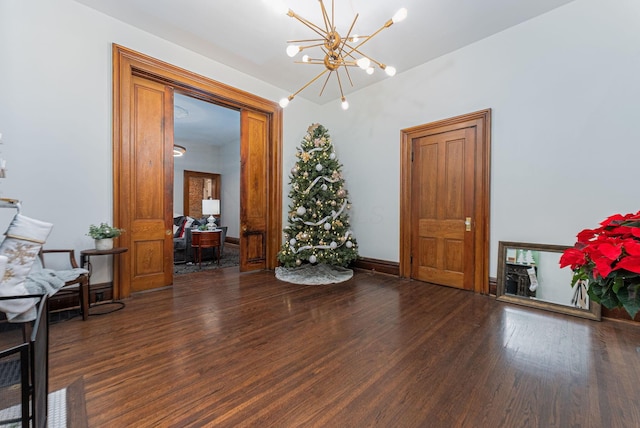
[385,65,397,77]
[366,66,374,75]
[279,97,290,108]
[341,97,349,110]
[356,57,371,70]
[286,45,300,58]
[350,34,359,43]
[392,8,408,24]
[302,54,310,63]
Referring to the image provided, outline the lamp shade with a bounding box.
[202,199,220,216]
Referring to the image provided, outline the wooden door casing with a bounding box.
[400,110,491,294]
[113,45,282,298]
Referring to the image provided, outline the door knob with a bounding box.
[465,217,472,232]
[165,229,172,236]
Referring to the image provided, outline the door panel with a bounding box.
[411,128,476,290]
[127,76,174,292]
[240,110,268,271]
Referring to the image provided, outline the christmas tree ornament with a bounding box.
[324,222,332,231]
[316,163,323,172]
[330,152,336,160]
[346,241,353,248]
[330,241,338,249]
[289,238,297,245]
[296,206,306,215]
[321,184,328,191]
[309,255,317,264]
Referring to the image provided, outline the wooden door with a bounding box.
[411,128,475,290]
[239,109,268,271]
[400,110,490,294]
[121,76,174,294]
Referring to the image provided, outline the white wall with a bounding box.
[219,137,241,239]
[0,0,319,283]
[317,0,640,276]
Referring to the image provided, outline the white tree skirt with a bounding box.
[275,264,353,285]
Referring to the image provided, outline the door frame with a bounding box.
[399,109,491,294]
[113,44,282,298]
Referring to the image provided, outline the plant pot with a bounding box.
[95,238,114,250]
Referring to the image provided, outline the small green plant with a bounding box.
[87,223,124,240]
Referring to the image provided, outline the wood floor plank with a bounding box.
[47,268,640,427]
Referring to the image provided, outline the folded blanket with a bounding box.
[25,268,88,295]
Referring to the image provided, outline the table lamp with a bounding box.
[202,199,220,231]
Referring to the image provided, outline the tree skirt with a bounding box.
[275,264,353,285]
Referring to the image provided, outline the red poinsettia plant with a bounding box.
[559,210,640,318]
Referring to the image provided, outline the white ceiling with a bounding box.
[173,93,240,148]
[75,0,575,104]
[75,0,575,147]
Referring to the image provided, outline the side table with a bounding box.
[80,247,128,315]
[191,230,221,268]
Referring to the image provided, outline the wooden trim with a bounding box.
[113,45,282,298]
[399,109,491,294]
[353,257,400,276]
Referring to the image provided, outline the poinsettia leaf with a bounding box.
[613,276,623,293]
[614,256,640,274]
[616,286,640,319]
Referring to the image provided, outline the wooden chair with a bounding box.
[38,249,90,321]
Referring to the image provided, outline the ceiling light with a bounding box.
[173,145,186,157]
[279,1,407,110]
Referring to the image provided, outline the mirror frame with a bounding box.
[496,241,601,321]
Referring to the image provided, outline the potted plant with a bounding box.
[87,222,124,250]
[560,210,640,318]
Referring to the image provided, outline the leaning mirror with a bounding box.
[496,241,601,320]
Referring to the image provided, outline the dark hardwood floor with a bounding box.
[48,268,640,427]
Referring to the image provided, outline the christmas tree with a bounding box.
[278,123,358,268]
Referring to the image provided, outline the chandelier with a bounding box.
[277,1,407,110]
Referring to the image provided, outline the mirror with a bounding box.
[496,241,601,320]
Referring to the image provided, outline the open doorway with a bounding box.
[172,93,241,269]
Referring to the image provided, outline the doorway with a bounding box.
[112,45,282,298]
[399,110,491,294]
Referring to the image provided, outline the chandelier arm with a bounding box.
[288,10,329,39]
[319,0,332,35]
[345,46,384,68]
[342,63,354,87]
[348,20,393,53]
[287,38,327,44]
[318,72,333,97]
[338,13,359,55]
[289,68,330,100]
[335,70,346,99]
